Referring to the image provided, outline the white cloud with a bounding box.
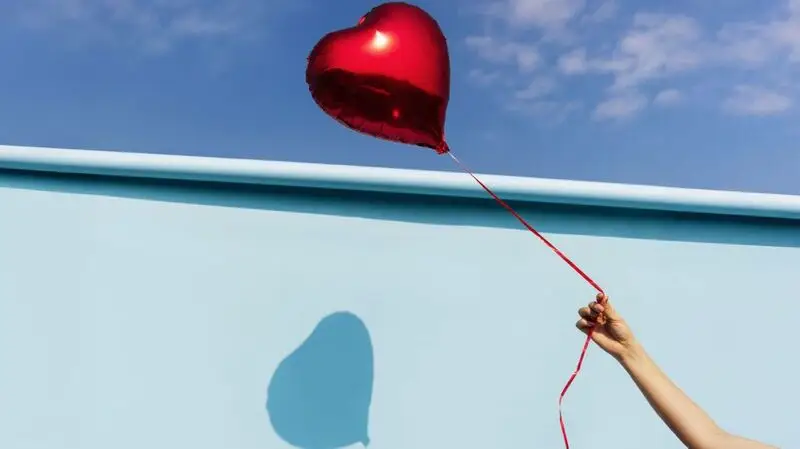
[507,99,582,123]
[557,48,588,74]
[469,0,800,122]
[722,85,792,115]
[583,0,617,23]
[515,76,557,99]
[465,35,541,72]
[717,0,800,66]
[593,91,648,120]
[717,23,778,67]
[653,89,683,106]
[468,68,502,86]
[574,13,705,90]
[484,0,586,29]
[510,0,585,29]
[0,0,276,52]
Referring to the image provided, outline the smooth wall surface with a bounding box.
[1,160,798,449]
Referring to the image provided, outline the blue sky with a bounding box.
[0,0,798,194]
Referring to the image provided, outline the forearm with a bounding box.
[619,344,777,449]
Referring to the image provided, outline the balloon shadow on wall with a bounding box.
[267,311,374,449]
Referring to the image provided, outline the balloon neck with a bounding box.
[435,141,449,154]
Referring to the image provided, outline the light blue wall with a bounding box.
[1,151,798,449]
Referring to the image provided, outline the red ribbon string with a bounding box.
[447,151,604,449]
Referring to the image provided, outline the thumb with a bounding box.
[596,293,621,322]
[602,300,621,322]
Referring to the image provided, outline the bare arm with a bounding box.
[577,296,777,449]
[619,343,778,449]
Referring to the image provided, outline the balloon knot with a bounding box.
[435,141,449,154]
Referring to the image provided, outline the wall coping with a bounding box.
[1,145,799,220]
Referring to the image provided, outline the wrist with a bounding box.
[617,340,645,368]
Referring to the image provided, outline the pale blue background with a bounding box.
[0,168,798,449]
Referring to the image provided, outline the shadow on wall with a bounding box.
[2,169,799,248]
[267,312,374,449]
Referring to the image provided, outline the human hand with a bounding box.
[576,293,638,361]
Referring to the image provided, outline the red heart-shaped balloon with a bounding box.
[306,2,451,153]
